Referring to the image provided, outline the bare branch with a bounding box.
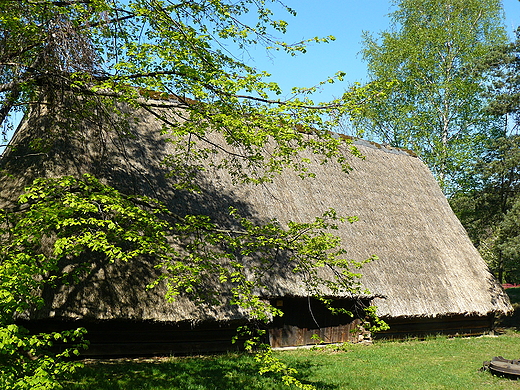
[97,71,346,110]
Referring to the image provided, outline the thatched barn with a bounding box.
[0,97,512,356]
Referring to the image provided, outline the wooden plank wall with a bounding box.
[375,314,495,339]
[268,320,362,348]
[19,297,366,356]
[267,297,365,348]
[19,319,247,357]
[19,310,497,357]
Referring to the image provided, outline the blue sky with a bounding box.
[244,0,520,103]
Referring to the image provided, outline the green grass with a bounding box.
[63,333,520,390]
[282,334,520,390]
[63,354,286,390]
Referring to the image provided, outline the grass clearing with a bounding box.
[63,332,520,390]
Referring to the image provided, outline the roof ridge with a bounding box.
[328,132,418,158]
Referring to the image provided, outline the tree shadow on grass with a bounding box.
[63,353,338,390]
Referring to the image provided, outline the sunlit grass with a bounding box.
[282,334,520,390]
[63,334,520,390]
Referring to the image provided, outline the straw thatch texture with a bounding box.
[0,98,511,325]
[201,137,512,319]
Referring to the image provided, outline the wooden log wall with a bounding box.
[268,320,362,348]
[19,319,247,357]
[18,308,497,357]
[375,313,496,339]
[267,297,365,348]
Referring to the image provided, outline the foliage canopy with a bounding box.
[356,0,507,193]
[450,27,520,283]
[0,1,378,388]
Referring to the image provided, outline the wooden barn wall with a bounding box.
[18,312,497,357]
[374,314,496,340]
[19,319,247,357]
[267,298,366,348]
[18,298,366,356]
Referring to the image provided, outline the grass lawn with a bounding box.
[63,332,520,390]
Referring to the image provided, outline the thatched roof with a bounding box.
[0,98,511,323]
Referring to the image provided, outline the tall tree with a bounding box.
[450,25,520,283]
[0,1,377,388]
[482,26,520,132]
[450,135,520,282]
[355,0,507,193]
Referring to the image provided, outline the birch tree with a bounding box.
[356,0,507,193]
